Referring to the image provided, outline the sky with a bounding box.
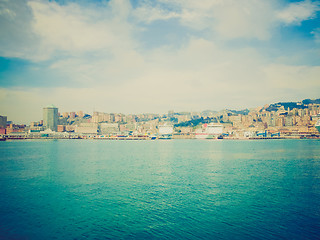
[0,0,319,123]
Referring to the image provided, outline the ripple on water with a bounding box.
[0,140,320,239]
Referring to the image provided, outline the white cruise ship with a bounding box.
[195,123,223,139]
[315,119,320,133]
[158,124,174,139]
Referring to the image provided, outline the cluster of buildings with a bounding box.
[1,100,320,139]
[218,104,320,138]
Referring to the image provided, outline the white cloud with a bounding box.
[0,0,136,61]
[3,58,319,124]
[1,54,320,123]
[0,0,320,123]
[277,0,320,25]
[133,3,180,23]
[211,0,276,40]
[1,0,319,62]
[0,7,16,19]
[0,0,40,60]
[30,0,136,59]
[4,36,318,123]
[134,0,277,39]
[29,1,112,51]
[135,0,320,40]
[311,28,320,43]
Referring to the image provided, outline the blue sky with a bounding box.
[0,0,319,123]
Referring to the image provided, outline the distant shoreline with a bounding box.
[1,135,319,141]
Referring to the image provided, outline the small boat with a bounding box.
[149,136,157,140]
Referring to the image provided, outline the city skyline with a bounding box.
[2,97,319,139]
[1,96,319,126]
[1,0,320,124]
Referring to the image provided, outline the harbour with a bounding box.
[1,0,320,239]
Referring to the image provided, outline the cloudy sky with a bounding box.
[0,0,319,123]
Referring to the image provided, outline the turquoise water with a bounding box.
[0,139,320,239]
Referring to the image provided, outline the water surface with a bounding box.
[0,140,319,239]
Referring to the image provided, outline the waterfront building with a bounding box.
[125,123,136,132]
[114,114,123,123]
[100,123,119,135]
[38,128,69,138]
[29,126,45,132]
[57,125,66,132]
[92,115,99,123]
[178,127,193,134]
[119,124,127,133]
[65,125,75,132]
[75,123,98,134]
[43,105,58,131]
[16,99,316,138]
[6,124,26,133]
[0,115,7,128]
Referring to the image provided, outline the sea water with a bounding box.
[0,139,319,239]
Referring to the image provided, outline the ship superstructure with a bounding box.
[316,119,320,133]
[195,123,223,139]
[158,124,174,139]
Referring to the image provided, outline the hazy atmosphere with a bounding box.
[0,0,319,123]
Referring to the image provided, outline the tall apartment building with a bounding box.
[43,105,58,131]
[0,115,7,128]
